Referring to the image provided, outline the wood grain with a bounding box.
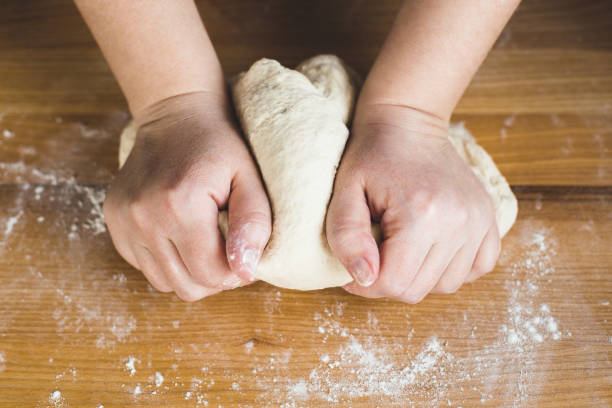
[0,0,611,406]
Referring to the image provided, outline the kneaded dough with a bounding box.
[118,55,518,291]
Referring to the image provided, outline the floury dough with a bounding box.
[118,55,518,291]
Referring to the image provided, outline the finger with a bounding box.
[431,242,480,294]
[398,242,458,304]
[326,180,380,288]
[226,169,272,281]
[345,211,436,298]
[466,224,501,283]
[153,238,221,302]
[172,197,233,288]
[131,244,173,292]
[107,226,139,270]
[103,202,139,268]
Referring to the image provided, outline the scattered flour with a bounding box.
[0,163,107,242]
[0,116,589,407]
[155,371,164,387]
[246,225,566,407]
[52,286,137,349]
[48,390,65,407]
[3,210,23,236]
[290,335,453,403]
[30,222,570,408]
[125,356,139,376]
[503,114,516,127]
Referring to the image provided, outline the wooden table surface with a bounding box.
[1,0,611,406]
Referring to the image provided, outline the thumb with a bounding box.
[326,182,380,287]
[226,170,272,282]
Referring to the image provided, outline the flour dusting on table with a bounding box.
[0,115,596,407]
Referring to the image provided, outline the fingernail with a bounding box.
[240,247,260,281]
[348,257,375,287]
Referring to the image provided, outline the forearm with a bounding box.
[75,0,224,119]
[357,0,520,124]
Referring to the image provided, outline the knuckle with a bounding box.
[451,200,470,226]
[409,189,439,219]
[229,210,272,239]
[410,188,471,228]
[242,209,271,226]
[128,201,149,230]
[442,196,469,227]
[162,189,183,218]
[327,224,354,253]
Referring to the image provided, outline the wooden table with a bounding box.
[1,0,611,406]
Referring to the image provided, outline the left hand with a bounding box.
[326,104,501,303]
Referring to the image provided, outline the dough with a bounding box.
[118,55,518,291]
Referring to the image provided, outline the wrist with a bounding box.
[352,100,448,140]
[133,90,231,128]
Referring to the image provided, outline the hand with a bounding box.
[104,92,271,301]
[326,104,500,303]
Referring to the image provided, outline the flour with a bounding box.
[73,122,108,139]
[73,183,106,235]
[280,314,456,405]
[0,113,582,407]
[0,163,106,243]
[125,356,139,376]
[52,285,137,349]
[48,390,65,407]
[55,367,78,381]
[249,225,565,406]
[500,114,517,141]
[463,224,564,405]
[19,146,36,156]
[293,335,453,402]
[50,390,61,402]
[155,371,164,387]
[3,210,22,235]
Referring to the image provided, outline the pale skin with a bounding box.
[75,0,520,302]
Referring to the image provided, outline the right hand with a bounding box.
[103,92,271,301]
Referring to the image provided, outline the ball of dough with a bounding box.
[118,55,518,291]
